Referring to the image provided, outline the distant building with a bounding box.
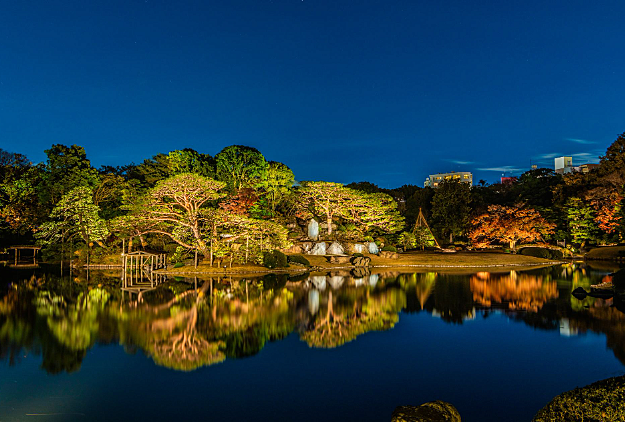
[555,156,573,174]
[424,171,472,188]
[500,176,517,185]
[555,157,599,174]
[573,163,599,173]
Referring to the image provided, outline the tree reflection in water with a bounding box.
[300,285,405,348]
[469,271,558,312]
[131,280,225,371]
[1,264,625,373]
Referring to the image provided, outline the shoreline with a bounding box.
[154,252,567,277]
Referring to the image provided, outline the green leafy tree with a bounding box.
[264,161,294,212]
[40,144,99,208]
[132,153,172,188]
[404,187,434,228]
[398,231,416,249]
[599,131,625,173]
[36,186,109,248]
[167,149,215,178]
[512,168,562,209]
[566,197,597,248]
[431,180,472,244]
[345,181,384,194]
[215,145,268,191]
[346,191,405,235]
[130,174,225,258]
[297,182,354,235]
[0,150,43,235]
[297,182,403,236]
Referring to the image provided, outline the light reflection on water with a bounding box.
[0,263,624,421]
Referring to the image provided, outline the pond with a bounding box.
[0,263,623,421]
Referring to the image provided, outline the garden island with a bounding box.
[1,133,625,421]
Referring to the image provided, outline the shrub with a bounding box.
[173,262,184,268]
[288,254,310,267]
[352,253,364,258]
[263,250,289,269]
[398,231,417,249]
[519,247,563,260]
[275,250,288,267]
[381,245,397,252]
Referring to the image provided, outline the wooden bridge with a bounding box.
[121,251,168,300]
[7,245,41,267]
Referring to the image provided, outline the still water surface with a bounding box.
[1,264,623,421]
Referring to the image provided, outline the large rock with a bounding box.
[352,256,372,267]
[353,243,365,253]
[368,242,379,254]
[379,251,399,259]
[327,241,345,255]
[533,375,625,422]
[283,244,304,254]
[309,242,327,255]
[392,401,461,422]
[307,219,319,240]
[327,255,351,264]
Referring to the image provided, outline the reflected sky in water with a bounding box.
[0,263,623,422]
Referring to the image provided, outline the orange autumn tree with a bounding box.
[469,204,555,250]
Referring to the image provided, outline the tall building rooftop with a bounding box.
[424,171,472,188]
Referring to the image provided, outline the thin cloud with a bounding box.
[571,151,601,163]
[447,159,474,165]
[566,138,595,145]
[536,152,561,160]
[477,166,523,172]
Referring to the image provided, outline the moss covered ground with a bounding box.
[586,245,625,260]
[158,251,560,276]
[533,375,625,422]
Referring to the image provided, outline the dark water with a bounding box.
[1,263,624,421]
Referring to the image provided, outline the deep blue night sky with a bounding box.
[1,0,624,187]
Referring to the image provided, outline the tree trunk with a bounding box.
[327,214,333,235]
[449,233,453,244]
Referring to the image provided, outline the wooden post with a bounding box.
[210,237,213,267]
[195,250,198,268]
[15,249,18,266]
[246,235,249,263]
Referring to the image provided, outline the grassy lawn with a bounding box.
[159,251,561,276]
[585,245,625,260]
